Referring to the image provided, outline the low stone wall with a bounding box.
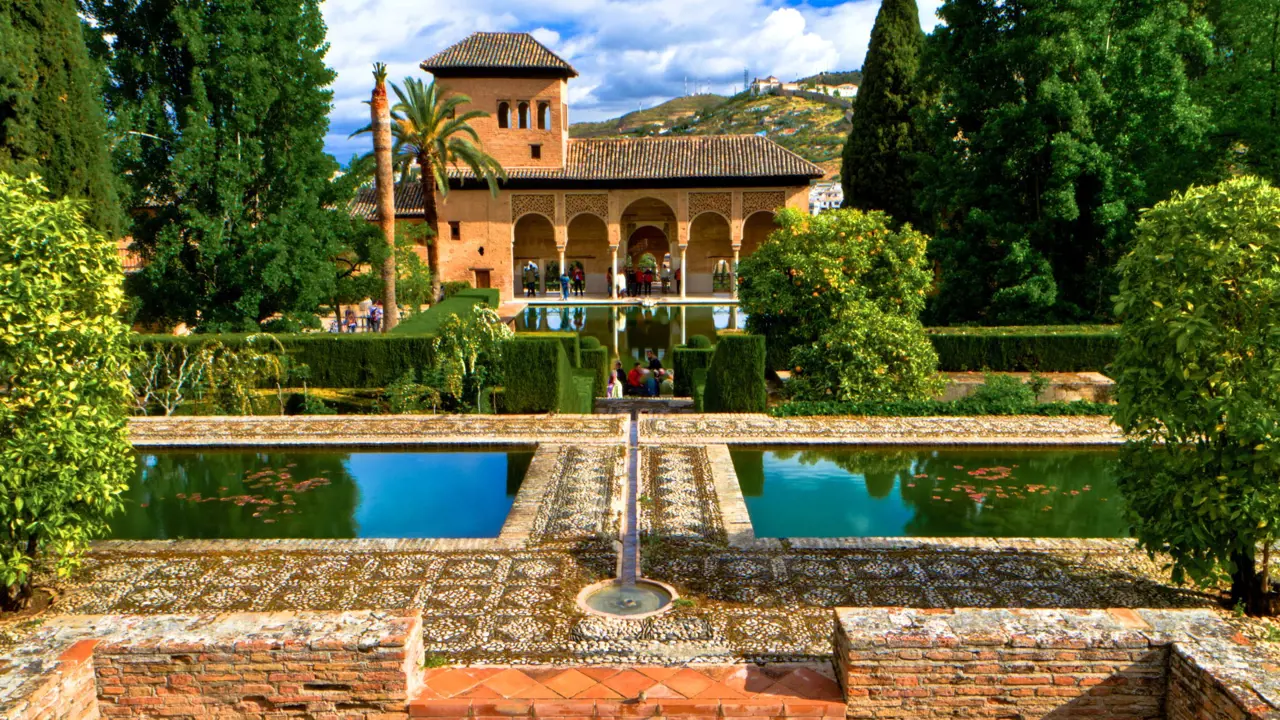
[834,608,1280,720]
[2,611,423,720]
[937,372,1114,403]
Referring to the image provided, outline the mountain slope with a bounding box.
[572,92,849,177]
[571,94,728,138]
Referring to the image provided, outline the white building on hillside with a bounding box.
[809,182,844,214]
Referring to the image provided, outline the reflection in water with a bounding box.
[513,305,744,364]
[731,447,1128,538]
[111,448,534,540]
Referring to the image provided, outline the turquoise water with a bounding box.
[731,447,1127,538]
[512,304,744,364]
[109,448,534,540]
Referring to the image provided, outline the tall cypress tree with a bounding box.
[0,0,123,235]
[85,0,365,330]
[840,0,927,228]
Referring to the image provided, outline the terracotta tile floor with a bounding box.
[410,663,846,718]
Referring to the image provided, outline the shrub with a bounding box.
[1,174,134,611]
[704,335,767,412]
[579,344,608,398]
[673,345,714,397]
[432,305,513,409]
[500,338,580,413]
[441,281,472,298]
[456,288,500,308]
[928,327,1118,371]
[686,334,712,349]
[393,294,489,335]
[692,369,709,412]
[770,399,1112,417]
[1112,175,1280,615]
[515,331,580,368]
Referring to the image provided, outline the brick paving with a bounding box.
[410,664,844,718]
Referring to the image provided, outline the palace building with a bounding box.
[350,32,824,301]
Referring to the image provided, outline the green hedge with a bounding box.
[441,281,471,298]
[457,288,500,308]
[686,334,712,349]
[570,368,598,413]
[771,399,1113,417]
[672,346,714,397]
[579,342,608,398]
[134,333,435,389]
[704,334,767,413]
[392,295,486,335]
[692,369,708,412]
[927,326,1118,372]
[514,331,580,368]
[500,337,581,413]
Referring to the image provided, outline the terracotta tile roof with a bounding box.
[421,32,577,77]
[348,136,823,219]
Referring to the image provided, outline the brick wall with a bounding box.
[834,608,1280,720]
[3,639,100,720]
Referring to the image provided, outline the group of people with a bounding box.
[329,300,384,333]
[611,266,679,298]
[558,265,587,300]
[607,350,673,398]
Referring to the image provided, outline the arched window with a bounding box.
[537,101,550,130]
[497,101,510,129]
[517,102,530,129]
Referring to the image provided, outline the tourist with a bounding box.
[614,270,627,298]
[559,267,570,301]
[659,371,674,397]
[573,266,585,297]
[522,263,536,297]
[646,349,663,373]
[644,368,659,397]
[607,360,625,398]
[369,301,383,333]
[674,268,681,294]
[662,266,671,293]
[627,362,646,396]
[344,308,358,333]
[644,268,654,296]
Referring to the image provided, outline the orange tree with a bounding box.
[1113,175,1280,615]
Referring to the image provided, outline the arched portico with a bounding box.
[686,212,733,295]
[565,214,610,294]
[512,213,556,296]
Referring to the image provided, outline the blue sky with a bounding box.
[320,0,944,160]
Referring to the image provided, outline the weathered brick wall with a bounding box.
[3,639,100,720]
[834,608,1280,720]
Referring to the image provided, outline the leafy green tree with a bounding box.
[85,0,367,331]
[0,173,134,611]
[738,207,942,401]
[840,0,927,228]
[1113,176,1280,615]
[354,78,506,302]
[0,0,123,235]
[919,0,1215,324]
[1199,0,1280,182]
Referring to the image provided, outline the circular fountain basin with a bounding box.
[576,579,677,619]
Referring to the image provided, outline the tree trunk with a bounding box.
[372,74,399,330]
[1230,548,1267,615]
[420,157,441,303]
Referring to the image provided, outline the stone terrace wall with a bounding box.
[834,608,1280,720]
[2,640,100,720]
[2,611,422,720]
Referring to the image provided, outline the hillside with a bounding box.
[796,70,863,87]
[571,92,849,177]
[570,94,728,138]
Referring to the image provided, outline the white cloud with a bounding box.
[320,0,942,159]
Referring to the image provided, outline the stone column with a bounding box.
[610,245,619,297]
[679,245,688,300]
[558,247,567,297]
[731,247,741,300]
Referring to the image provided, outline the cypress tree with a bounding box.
[85,0,369,330]
[0,0,123,235]
[840,0,927,228]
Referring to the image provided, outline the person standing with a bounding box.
[521,263,534,297]
[369,300,383,333]
[662,265,671,294]
[646,349,663,373]
[614,270,627,299]
[607,360,625,398]
[559,266,570,301]
[674,267,681,295]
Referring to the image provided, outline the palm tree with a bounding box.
[370,63,398,330]
[354,77,505,302]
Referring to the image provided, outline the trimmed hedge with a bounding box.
[692,369,708,412]
[686,334,712,349]
[579,338,608,398]
[704,334,767,413]
[927,326,1118,372]
[672,345,714,397]
[515,331,580,368]
[500,337,581,413]
[771,399,1113,417]
[570,368,598,413]
[134,333,435,389]
[391,288,498,336]
[458,288,500,308]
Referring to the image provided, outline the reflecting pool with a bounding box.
[110,447,535,540]
[512,304,744,364]
[730,446,1127,538]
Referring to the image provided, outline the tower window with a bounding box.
[530,144,542,160]
[449,221,461,240]
[537,101,550,130]
[497,101,510,129]
[517,102,530,129]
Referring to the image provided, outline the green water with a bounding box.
[512,304,744,364]
[731,446,1127,538]
[110,448,534,540]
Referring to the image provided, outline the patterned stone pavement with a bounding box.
[129,414,628,446]
[640,414,1122,445]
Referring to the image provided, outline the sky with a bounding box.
[320,0,944,161]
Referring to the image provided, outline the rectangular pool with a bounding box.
[730,447,1127,538]
[110,447,535,540]
[512,304,745,364]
